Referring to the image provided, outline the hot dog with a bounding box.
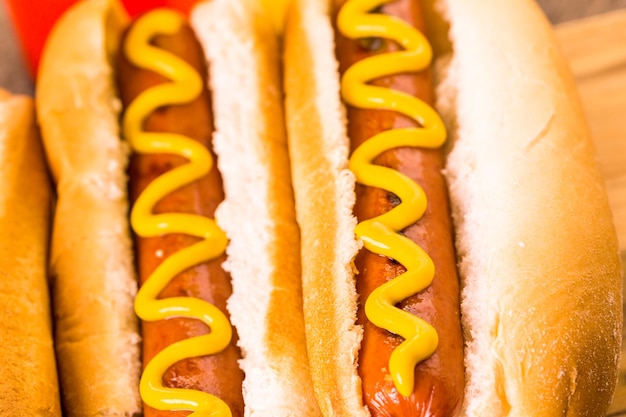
[115,11,245,415]
[36,0,319,415]
[24,0,622,416]
[335,0,464,414]
[283,0,622,416]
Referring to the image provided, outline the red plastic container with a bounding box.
[4,0,198,76]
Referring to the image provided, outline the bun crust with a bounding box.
[436,0,622,415]
[0,90,60,416]
[35,1,142,415]
[283,1,367,416]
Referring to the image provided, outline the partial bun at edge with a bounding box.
[0,89,60,416]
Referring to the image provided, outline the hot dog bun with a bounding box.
[283,0,622,416]
[36,0,319,414]
[0,89,60,416]
[438,1,621,415]
[35,1,142,415]
[191,1,322,415]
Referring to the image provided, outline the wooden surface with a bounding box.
[554,9,626,416]
[538,0,626,23]
[557,9,626,253]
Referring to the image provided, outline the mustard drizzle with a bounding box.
[338,0,447,397]
[122,9,232,417]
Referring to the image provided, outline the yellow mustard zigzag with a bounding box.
[122,9,232,417]
[338,0,447,397]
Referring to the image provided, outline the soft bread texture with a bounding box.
[283,0,367,416]
[283,0,623,416]
[0,90,60,416]
[436,0,623,415]
[191,1,322,415]
[35,1,142,415]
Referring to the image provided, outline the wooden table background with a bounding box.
[538,0,626,23]
[1,0,625,414]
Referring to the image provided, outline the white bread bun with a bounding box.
[437,0,622,415]
[283,0,623,416]
[0,89,60,416]
[35,0,142,415]
[191,0,322,415]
